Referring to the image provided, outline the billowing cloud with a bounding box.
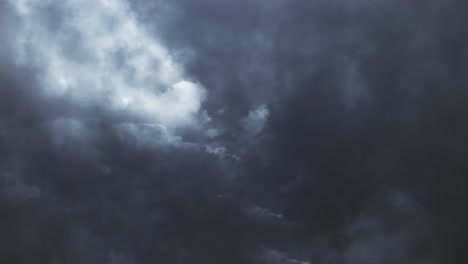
[1,0,468,263]
[8,0,206,132]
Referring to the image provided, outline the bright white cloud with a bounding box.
[9,0,206,131]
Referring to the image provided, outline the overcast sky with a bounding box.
[1,0,468,263]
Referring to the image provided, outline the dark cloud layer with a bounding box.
[1,0,468,263]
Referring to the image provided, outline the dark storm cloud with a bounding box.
[0,57,263,263]
[0,1,287,263]
[1,0,468,263]
[140,0,468,262]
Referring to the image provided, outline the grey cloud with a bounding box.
[241,105,269,136]
[1,0,468,263]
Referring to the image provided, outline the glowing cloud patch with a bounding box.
[9,0,207,131]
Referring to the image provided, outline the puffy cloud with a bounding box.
[8,0,206,132]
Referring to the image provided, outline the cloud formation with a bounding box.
[9,0,206,131]
[1,0,468,263]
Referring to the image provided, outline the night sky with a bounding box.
[1,0,468,263]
